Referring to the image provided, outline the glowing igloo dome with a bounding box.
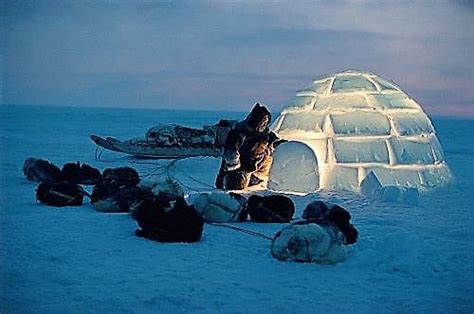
[267,70,451,193]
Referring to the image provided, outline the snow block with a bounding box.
[299,78,332,94]
[331,74,377,93]
[372,77,400,91]
[325,166,359,191]
[315,94,371,110]
[389,138,443,165]
[279,111,325,133]
[360,171,419,204]
[371,185,419,205]
[391,112,435,136]
[282,96,315,112]
[378,186,419,205]
[380,186,403,202]
[369,93,419,109]
[360,171,383,197]
[330,111,391,136]
[333,139,389,164]
[363,167,422,187]
[402,187,420,205]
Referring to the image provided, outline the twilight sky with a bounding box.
[2,0,473,116]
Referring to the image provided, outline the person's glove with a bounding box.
[224,150,240,171]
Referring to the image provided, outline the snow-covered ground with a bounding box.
[1,105,473,313]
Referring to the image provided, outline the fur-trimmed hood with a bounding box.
[245,103,271,132]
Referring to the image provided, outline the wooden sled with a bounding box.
[90,135,224,159]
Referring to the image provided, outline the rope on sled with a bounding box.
[210,222,273,241]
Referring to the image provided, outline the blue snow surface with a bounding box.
[1,104,473,313]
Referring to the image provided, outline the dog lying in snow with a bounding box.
[36,182,85,207]
[134,197,204,243]
[25,158,101,207]
[302,201,358,245]
[245,195,295,223]
[24,158,102,185]
[193,192,295,223]
[91,176,186,214]
[271,201,358,264]
[193,191,248,223]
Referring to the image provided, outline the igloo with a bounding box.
[267,70,452,194]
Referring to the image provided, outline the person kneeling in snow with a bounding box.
[215,103,283,191]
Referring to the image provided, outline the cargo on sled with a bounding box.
[91,120,237,159]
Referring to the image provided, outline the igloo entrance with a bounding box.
[267,141,320,193]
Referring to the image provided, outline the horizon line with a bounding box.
[1,103,473,120]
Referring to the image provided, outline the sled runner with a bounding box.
[91,121,237,159]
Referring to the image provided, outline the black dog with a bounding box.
[62,162,102,185]
[36,182,84,207]
[134,197,204,243]
[102,167,140,188]
[246,195,295,223]
[303,201,358,245]
[23,158,64,184]
[92,185,156,214]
